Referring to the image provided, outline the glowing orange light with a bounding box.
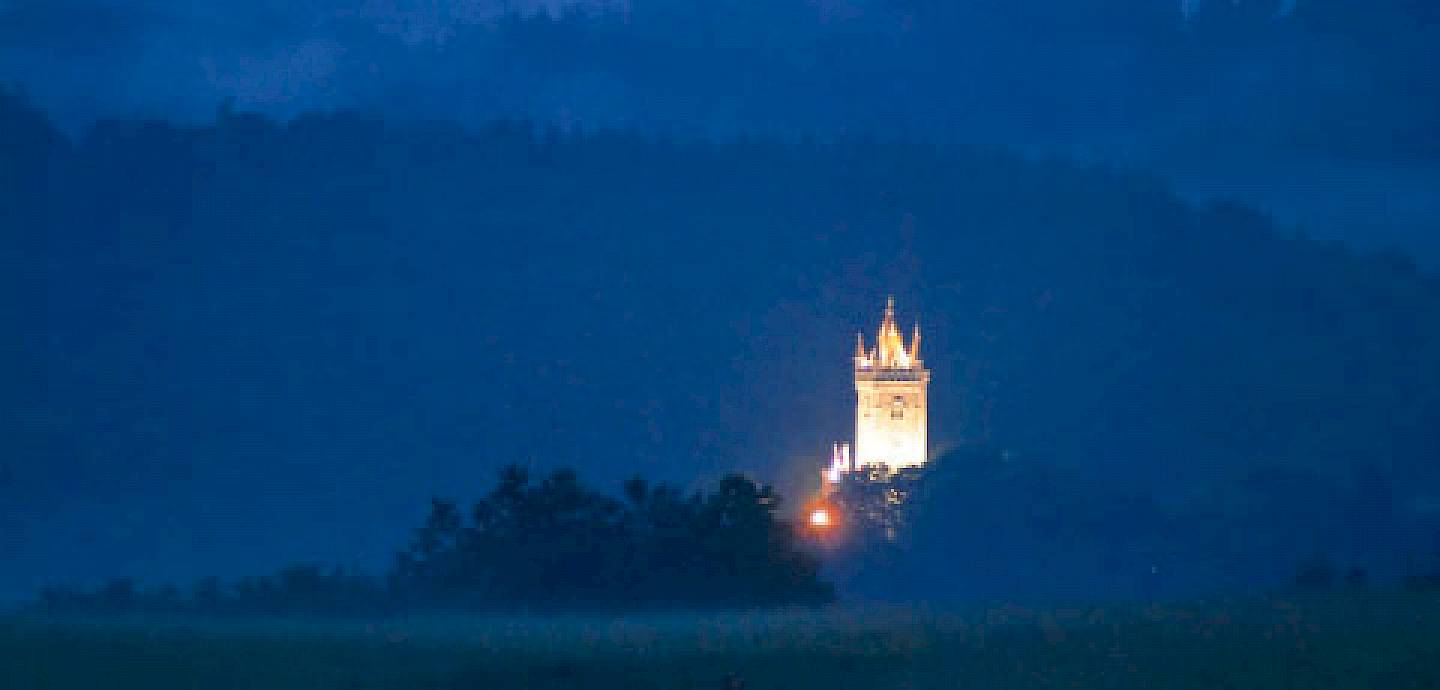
[809,508,832,528]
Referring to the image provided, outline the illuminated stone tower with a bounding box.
[853,297,929,471]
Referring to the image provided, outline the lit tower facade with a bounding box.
[813,297,931,540]
[853,297,929,471]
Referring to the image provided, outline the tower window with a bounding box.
[891,395,904,419]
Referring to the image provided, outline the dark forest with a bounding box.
[4,81,1438,601]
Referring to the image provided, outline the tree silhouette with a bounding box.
[392,466,831,609]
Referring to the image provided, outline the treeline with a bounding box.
[4,87,1440,601]
[378,0,1440,162]
[395,467,830,609]
[836,445,1440,601]
[33,468,832,615]
[9,0,1436,165]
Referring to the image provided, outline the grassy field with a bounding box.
[3,593,1438,689]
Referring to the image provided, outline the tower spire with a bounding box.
[877,295,906,366]
[911,321,921,361]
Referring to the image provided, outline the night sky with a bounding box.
[3,0,1440,601]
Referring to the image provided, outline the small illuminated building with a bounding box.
[818,298,931,541]
[854,296,930,472]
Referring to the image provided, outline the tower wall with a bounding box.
[854,371,929,469]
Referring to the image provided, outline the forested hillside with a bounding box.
[3,89,1438,597]
[7,0,1438,164]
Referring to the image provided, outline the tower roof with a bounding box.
[858,296,921,370]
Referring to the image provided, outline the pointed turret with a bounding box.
[873,295,922,367]
[852,296,931,472]
[876,295,906,366]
